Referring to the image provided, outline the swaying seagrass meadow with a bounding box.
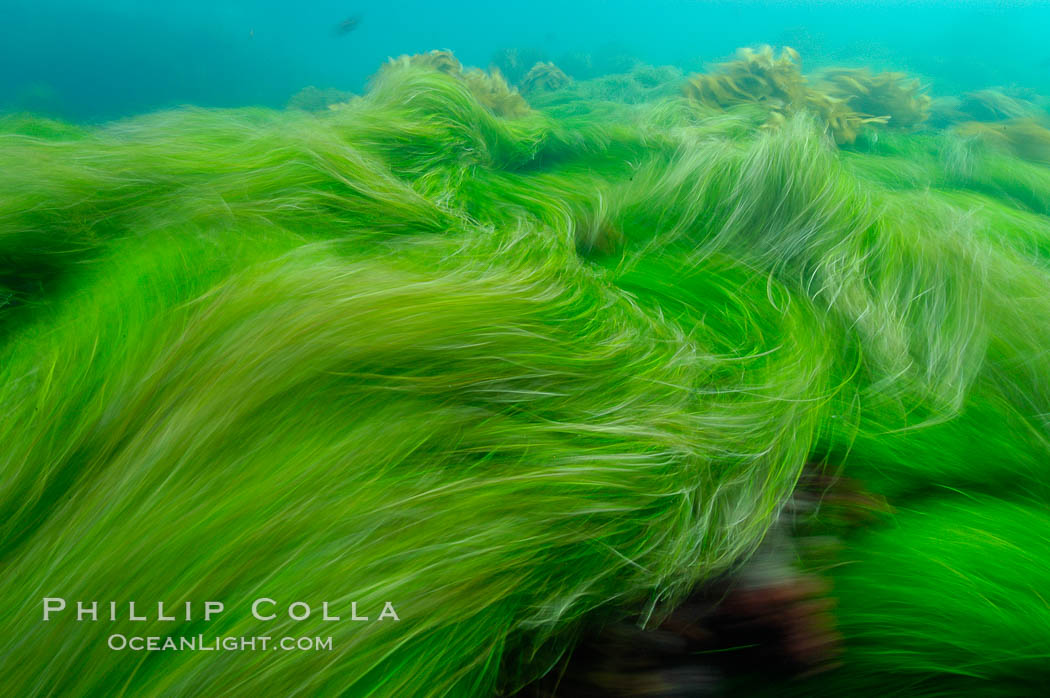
[4,14,1050,698]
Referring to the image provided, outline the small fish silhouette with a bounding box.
[335,15,361,36]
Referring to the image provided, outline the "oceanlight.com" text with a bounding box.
[107,634,334,652]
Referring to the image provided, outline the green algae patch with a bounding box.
[1,51,1050,696]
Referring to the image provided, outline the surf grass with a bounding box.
[1,58,1049,695]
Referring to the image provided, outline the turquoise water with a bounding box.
[5,0,1050,120]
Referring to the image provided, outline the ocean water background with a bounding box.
[4,0,1049,122]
